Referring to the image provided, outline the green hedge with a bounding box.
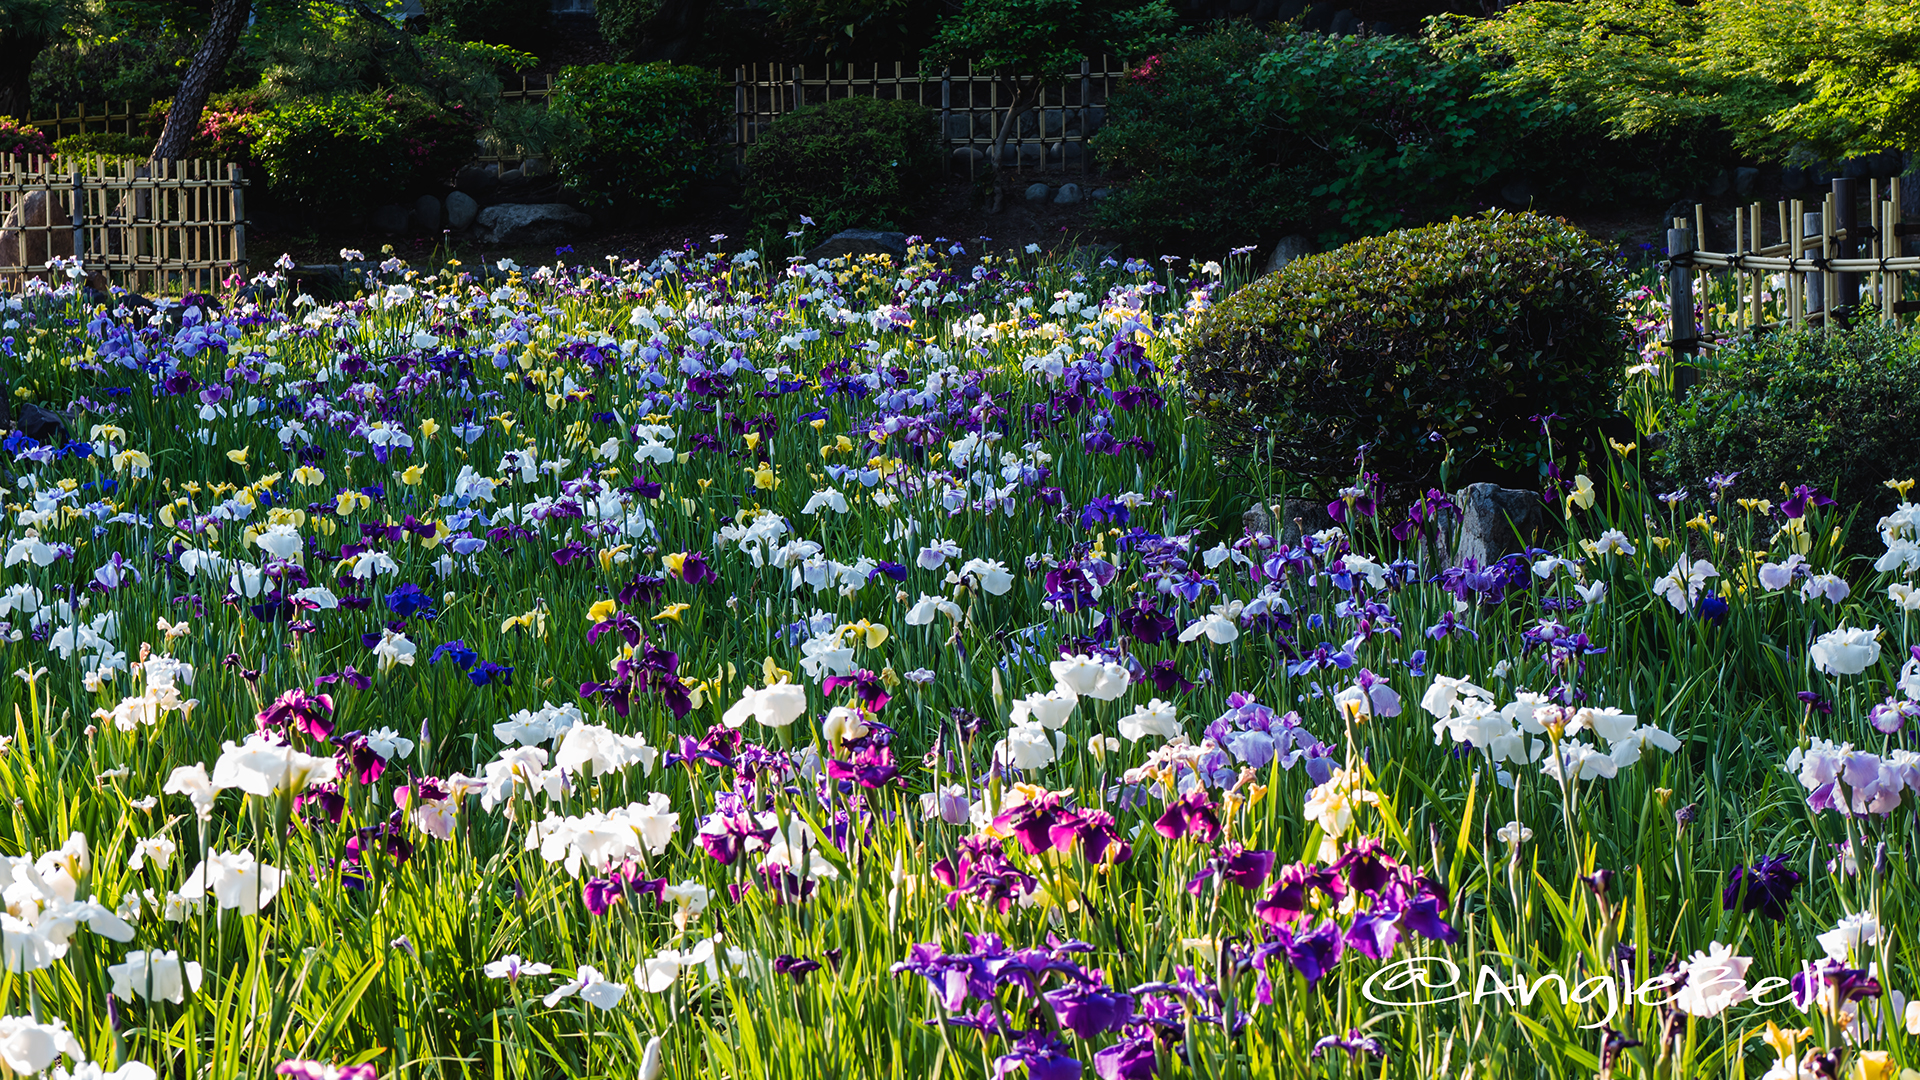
[51,132,150,159]
[549,63,726,217]
[247,89,477,215]
[744,96,942,237]
[1658,323,1920,544]
[1093,25,1554,257]
[1183,211,1627,490]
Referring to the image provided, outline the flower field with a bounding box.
[0,240,1917,1080]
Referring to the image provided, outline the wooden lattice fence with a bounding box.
[1664,176,1920,383]
[0,157,247,295]
[476,58,1130,173]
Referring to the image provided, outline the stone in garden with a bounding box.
[15,402,70,446]
[371,204,409,233]
[445,191,479,230]
[952,147,987,174]
[1706,170,1730,197]
[414,195,442,233]
[1328,8,1358,34]
[497,168,526,190]
[521,157,552,180]
[1053,183,1082,205]
[1025,183,1051,202]
[1244,498,1341,547]
[1089,187,1111,201]
[1266,235,1312,273]
[456,162,499,196]
[1019,144,1043,168]
[1452,483,1547,567]
[474,203,591,245]
[1734,166,1759,197]
[805,230,909,262]
[0,191,74,271]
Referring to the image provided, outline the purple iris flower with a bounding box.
[469,661,513,686]
[1724,855,1801,922]
[1091,1036,1156,1080]
[1042,982,1135,1038]
[429,639,477,668]
[1152,791,1220,843]
[1311,1030,1387,1060]
[1282,919,1346,986]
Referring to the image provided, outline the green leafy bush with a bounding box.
[50,132,150,159]
[247,89,478,214]
[0,118,53,163]
[1094,26,1553,256]
[549,63,726,218]
[1183,211,1627,490]
[744,96,941,236]
[1658,323,1920,542]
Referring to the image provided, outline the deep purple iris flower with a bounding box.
[1723,855,1801,922]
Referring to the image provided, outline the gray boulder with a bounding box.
[1266,235,1312,273]
[805,229,909,263]
[14,402,69,446]
[371,204,409,233]
[1244,498,1340,547]
[1025,183,1051,202]
[445,190,479,230]
[1452,483,1547,568]
[474,203,592,245]
[1089,187,1111,202]
[952,147,987,175]
[414,194,442,233]
[456,162,499,196]
[521,157,552,180]
[1054,183,1083,205]
[497,168,526,190]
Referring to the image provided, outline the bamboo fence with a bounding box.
[474,59,1129,173]
[1664,175,1920,381]
[20,100,155,142]
[0,157,248,295]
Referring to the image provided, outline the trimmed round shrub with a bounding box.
[1183,210,1627,490]
[550,63,726,218]
[744,96,942,236]
[1658,323,1920,547]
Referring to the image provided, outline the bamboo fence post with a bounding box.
[1834,177,1859,323]
[70,169,84,271]
[1894,177,1906,323]
[1668,220,1697,398]
[230,162,246,277]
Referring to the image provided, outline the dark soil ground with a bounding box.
[249,164,1712,284]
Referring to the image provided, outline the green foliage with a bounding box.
[1183,211,1628,490]
[0,115,52,160]
[549,62,726,217]
[1095,27,1553,256]
[49,130,146,158]
[1087,25,1305,257]
[927,0,1176,72]
[419,0,547,47]
[1659,322,1920,542]
[246,88,478,213]
[744,95,942,236]
[593,0,653,59]
[1454,0,1920,160]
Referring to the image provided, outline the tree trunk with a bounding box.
[150,0,251,161]
[0,29,49,122]
[986,75,1044,214]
